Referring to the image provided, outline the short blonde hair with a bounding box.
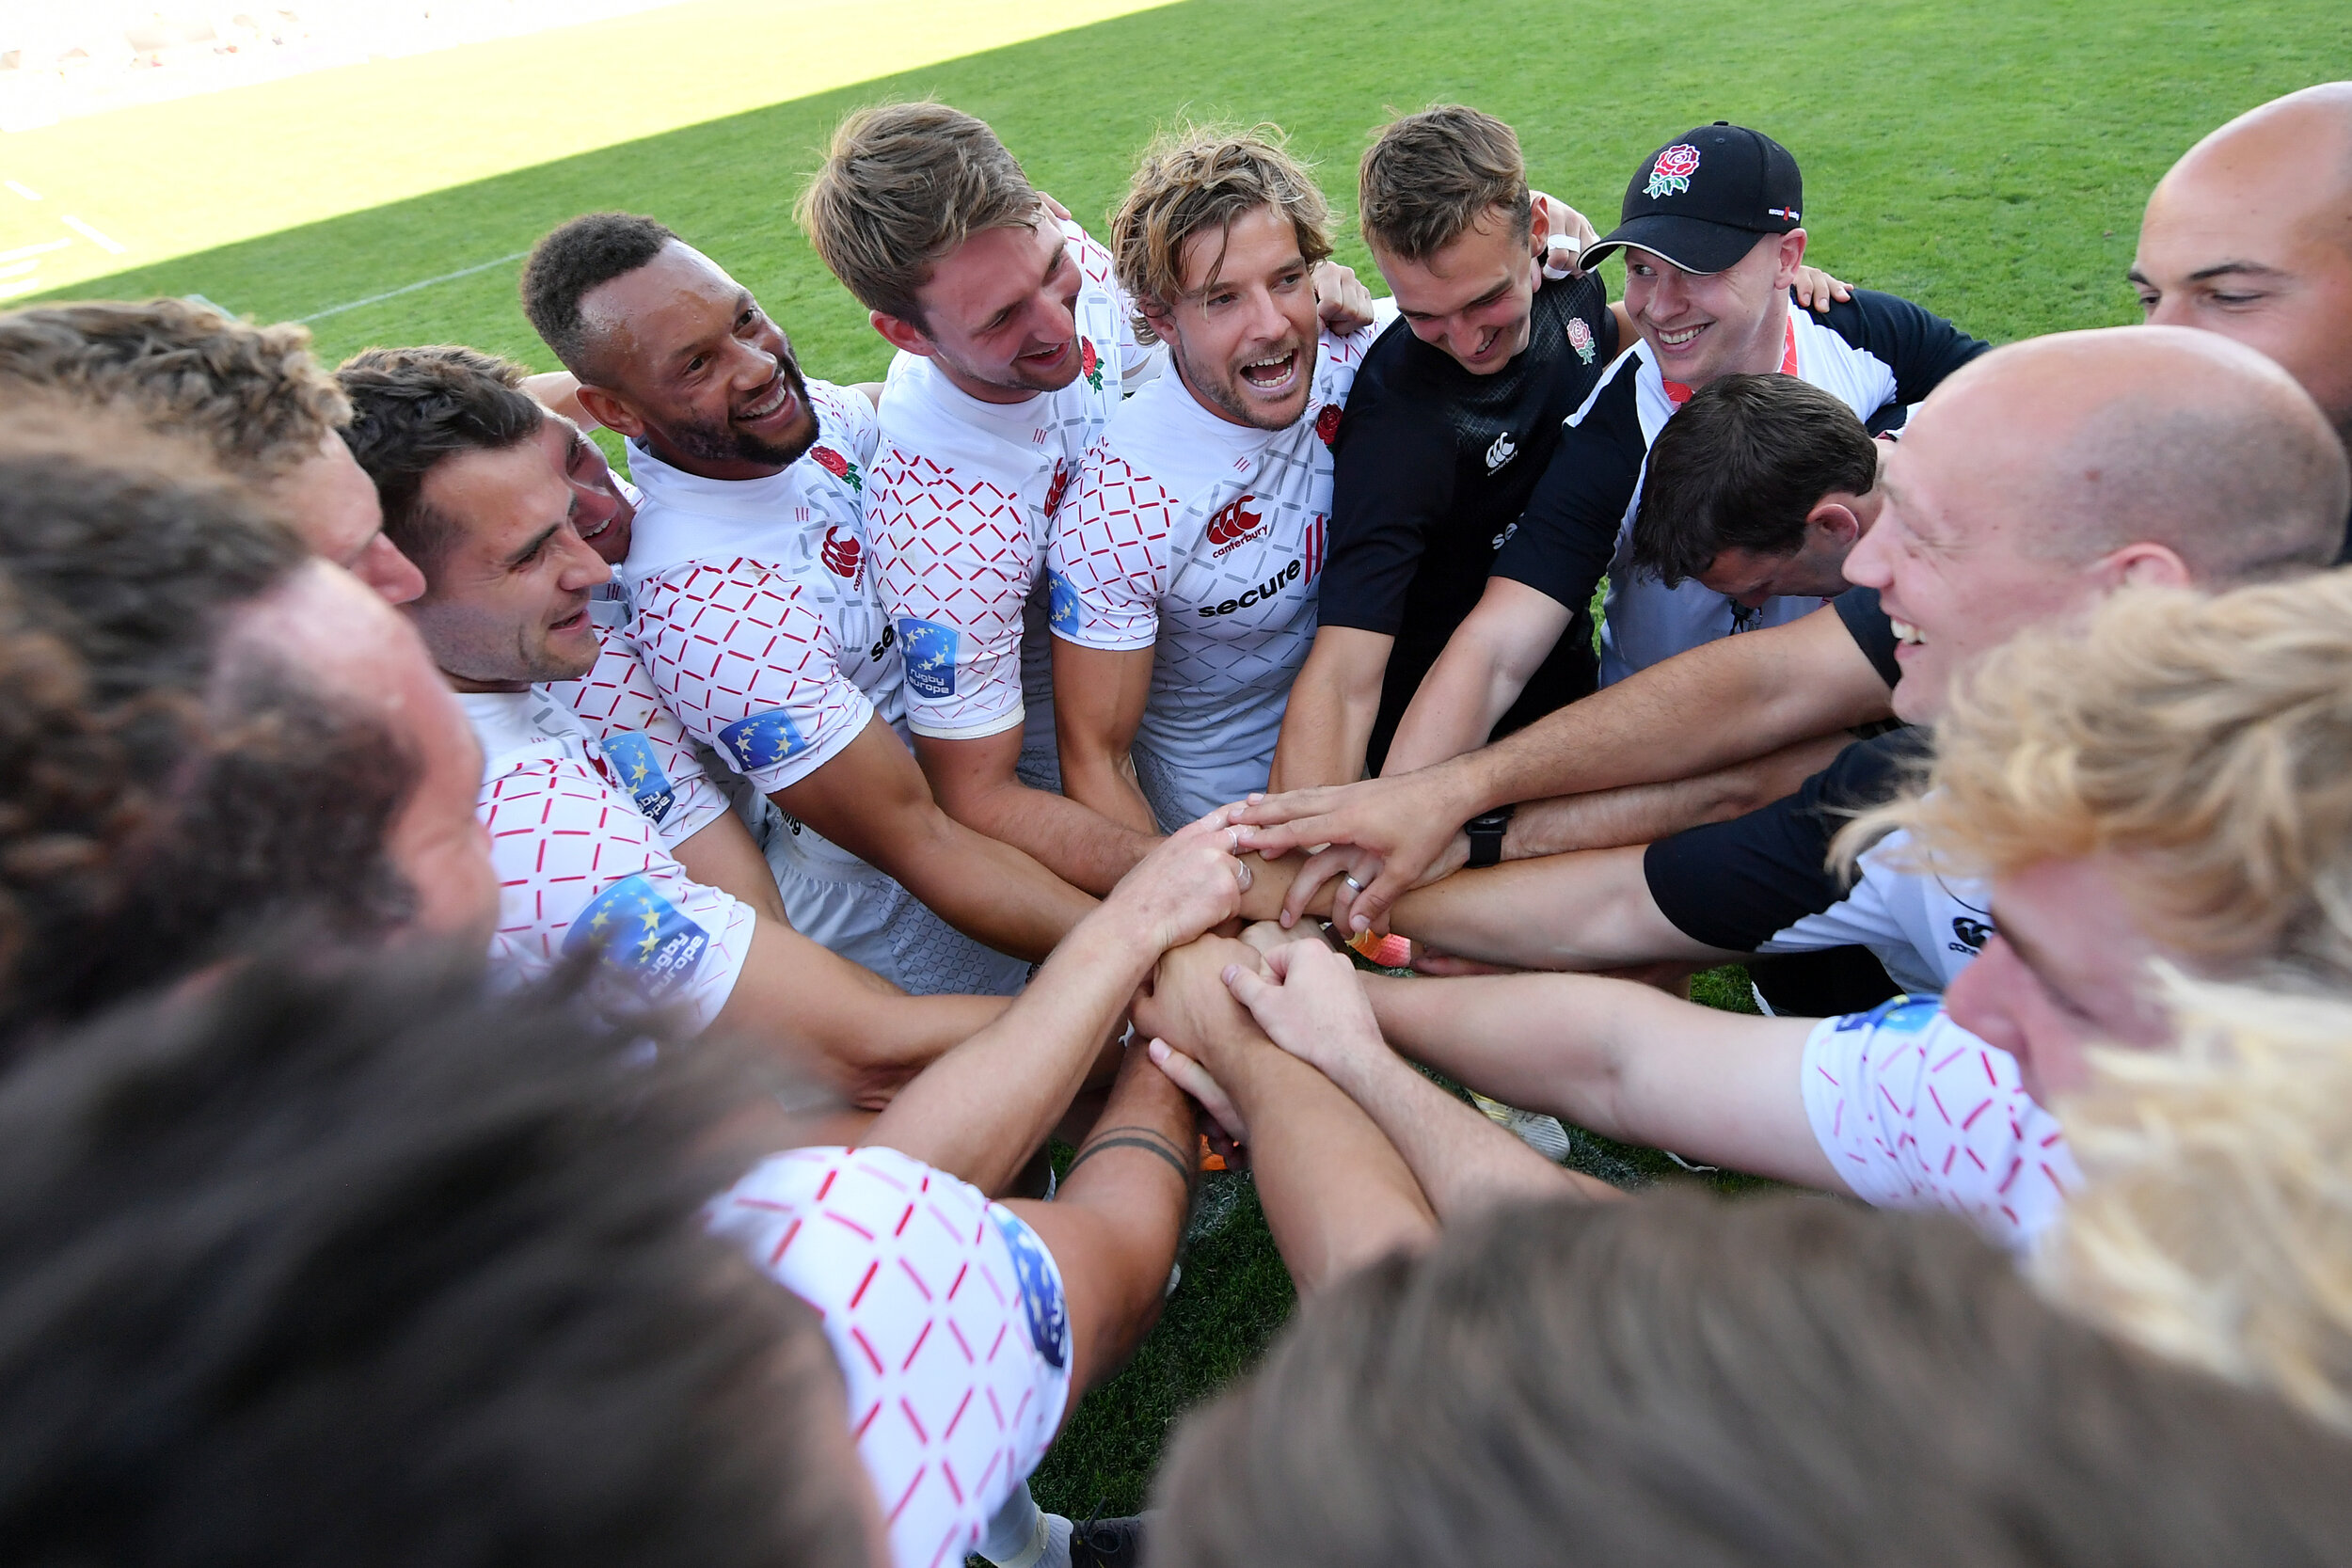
[1840,574,2352,986]
[2037,974,2352,1433]
[0,298,347,483]
[795,102,1038,327]
[1111,124,1333,344]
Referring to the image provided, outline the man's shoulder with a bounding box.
[1557,348,1647,445]
[1804,289,1991,370]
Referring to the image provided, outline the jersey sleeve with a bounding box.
[630,559,877,795]
[1799,1000,2080,1251]
[1644,730,1926,952]
[1045,446,1179,651]
[865,448,1034,742]
[543,631,731,847]
[708,1145,1073,1568]
[1490,364,1645,610]
[1834,585,1902,688]
[479,753,753,1032]
[1316,372,1457,637]
[808,377,881,466]
[1818,290,1992,405]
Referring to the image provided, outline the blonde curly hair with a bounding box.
[1838,573,2352,987]
[1111,123,1332,344]
[2038,974,2352,1433]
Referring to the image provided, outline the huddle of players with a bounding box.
[5,79,2352,1568]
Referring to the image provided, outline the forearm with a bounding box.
[1387,847,1718,973]
[1188,1010,1437,1292]
[937,768,1157,895]
[879,811,1098,961]
[672,814,787,926]
[1382,644,1525,776]
[861,906,1159,1192]
[1316,1031,1614,1217]
[1361,972,1648,1138]
[1268,631,1388,791]
[1501,732,1855,858]
[1058,739,1160,837]
[1005,1045,1198,1400]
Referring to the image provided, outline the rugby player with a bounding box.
[1235,85,2352,931]
[0,298,426,604]
[521,213,1096,995]
[1274,105,1854,791]
[802,103,1377,894]
[1049,127,1393,832]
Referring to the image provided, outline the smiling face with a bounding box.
[537,414,634,565]
[577,243,816,480]
[2133,100,2352,446]
[1151,202,1322,431]
[1622,230,1804,388]
[1374,207,1539,375]
[405,439,612,690]
[896,212,1087,404]
[1944,853,2176,1102]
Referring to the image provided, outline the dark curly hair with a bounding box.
[0,424,417,1042]
[520,212,676,377]
[0,298,349,482]
[0,944,867,1567]
[337,343,546,573]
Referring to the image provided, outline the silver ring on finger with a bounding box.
[1342,873,1368,895]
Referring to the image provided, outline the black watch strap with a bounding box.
[1464,805,1516,869]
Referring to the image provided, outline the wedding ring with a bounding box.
[1342,873,1368,894]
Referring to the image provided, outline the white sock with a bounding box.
[976,1483,1073,1568]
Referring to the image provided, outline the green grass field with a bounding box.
[26,0,2350,1529]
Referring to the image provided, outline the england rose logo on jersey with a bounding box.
[819,525,863,584]
[1314,402,1343,448]
[1566,316,1597,365]
[1645,143,1701,199]
[1080,337,1104,392]
[808,445,862,493]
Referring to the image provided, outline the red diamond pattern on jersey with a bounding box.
[630,558,873,795]
[543,628,727,847]
[866,451,1039,737]
[711,1146,1070,1568]
[1801,1001,2081,1252]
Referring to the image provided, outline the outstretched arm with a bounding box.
[860,811,1251,1194]
[1053,639,1162,835]
[775,712,1097,961]
[913,724,1158,895]
[1267,626,1394,793]
[1379,577,1574,776]
[1003,1039,1199,1412]
[1136,935,1438,1292]
[1221,934,1614,1218]
[1360,970,1839,1191]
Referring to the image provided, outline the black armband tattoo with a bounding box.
[1063,1124,1195,1190]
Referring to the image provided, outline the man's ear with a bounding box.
[2106,541,2195,589]
[1807,498,1864,548]
[871,310,934,359]
[574,384,644,441]
[1772,228,1808,288]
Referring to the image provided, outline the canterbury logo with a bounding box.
[1204,495,1263,547]
[820,526,862,581]
[1485,431,1518,473]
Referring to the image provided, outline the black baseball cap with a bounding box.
[1580,122,1804,276]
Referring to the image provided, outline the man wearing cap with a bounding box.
[1378,121,1987,777]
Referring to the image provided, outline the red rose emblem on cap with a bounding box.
[810,447,849,479]
[1645,143,1700,199]
[1315,403,1343,447]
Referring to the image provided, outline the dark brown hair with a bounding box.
[1630,373,1879,586]
[1358,105,1531,261]
[520,212,678,376]
[337,343,546,573]
[1154,1189,2352,1567]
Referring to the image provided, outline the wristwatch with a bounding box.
[1464,804,1516,869]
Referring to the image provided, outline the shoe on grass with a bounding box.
[1469,1091,1573,1162]
[1069,1511,1150,1567]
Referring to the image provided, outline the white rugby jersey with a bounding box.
[866,221,1160,754]
[1801,998,2081,1252]
[620,380,902,874]
[464,689,755,1032]
[1758,829,1994,997]
[710,1145,1071,1568]
[1049,312,1388,828]
[541,622,730,850]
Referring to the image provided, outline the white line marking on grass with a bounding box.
[6,181,41,201]
[0,276,47,300]
[60,214,125,253]
[298,250,529,323]
[0,238,71,264]
[0,259,39,279]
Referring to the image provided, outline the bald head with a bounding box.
[1841,325,2348,722]
[2135,83,2352,443]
